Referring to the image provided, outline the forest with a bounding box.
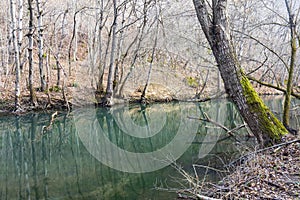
[1,0,300,199]
[1,0,299,111]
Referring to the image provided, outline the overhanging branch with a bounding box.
[248,76,300,99]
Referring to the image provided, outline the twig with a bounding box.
[188,113,245,142]
[262,180,286,191]
[228,139,300,166]
[193,164,228,173]
[196,194,221,200]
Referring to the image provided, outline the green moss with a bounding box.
[240,74,288,142]
[186,76,199,88]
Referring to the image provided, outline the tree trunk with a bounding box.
[193,0,288,147]
[113,3,127,95]
[56,10,67,86]
[17,0,23,72]
[105,0,117,106]
[27,0,37,106]
[10,0,21,111]
[36,0,46,91]
[141,3,159,103]
[118,0,148,97]
[96,0,107,94]
[68,5,83,77]
[283,0,297,128]
[45,50,52,105]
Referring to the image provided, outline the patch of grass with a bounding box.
[70,82,79,87]
[49,85,61,92]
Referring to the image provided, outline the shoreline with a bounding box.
[0,92,286,116]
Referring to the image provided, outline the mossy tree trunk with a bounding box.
[193,0,288,147]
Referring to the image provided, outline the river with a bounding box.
[0,97,297,199]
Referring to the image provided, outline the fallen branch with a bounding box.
[188,113,246,142]
[196,194,221,200]
[228,138,300,166]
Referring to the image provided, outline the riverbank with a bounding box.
[178,136,300,200]
[0,80,221,115]
[0,81,284,115]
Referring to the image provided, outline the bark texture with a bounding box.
[36,0,46,91]
[105,0,117,106]
[27,0,37,105]
[10,0,21,111]
[283,0,297,127]
[193,0,288,146]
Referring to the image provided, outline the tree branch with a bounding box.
[192,0,213,45]
[188,113,245,142]
[248,76,300,99]
[233,29,289,70]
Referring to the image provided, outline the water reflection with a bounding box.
[74,103,200,173]
[0,98,293,199]
[0,112,176,199]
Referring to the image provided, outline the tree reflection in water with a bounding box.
[0,99,288,199]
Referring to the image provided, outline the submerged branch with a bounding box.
[188,113,246,142]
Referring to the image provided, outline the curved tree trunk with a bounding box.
[283,0,297,128]
[193,0,288,147]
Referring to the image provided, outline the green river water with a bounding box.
[0,97,298,199]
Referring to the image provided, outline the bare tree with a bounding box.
[192,0,288,147]
[96,0,110,94]
[17,0,24,71]
[68,5,85,76]
[141,1,159,103]
[113,3,127,95]
[118,0,149,97]
[36,0,46,91]
[27,0,37,105]
[104,0,118,106]
[56,9,68,86]
[283,0,298,128]
[10,0,21,111]
[231,0,299,130]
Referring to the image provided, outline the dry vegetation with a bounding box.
[175,137,300,200]
[1,0,298,112]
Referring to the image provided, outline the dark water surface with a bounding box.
[1,97,297,199]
